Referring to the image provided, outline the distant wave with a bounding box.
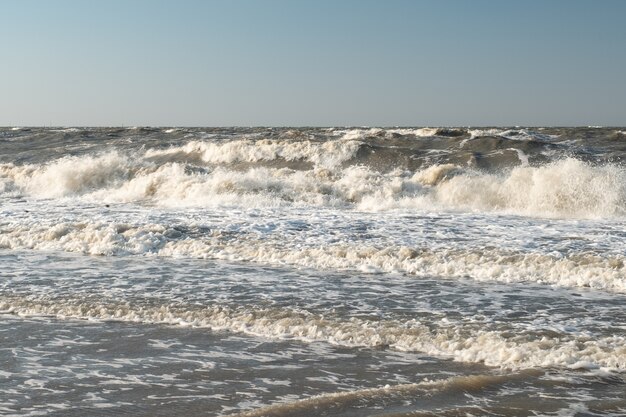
[144,137,361,168]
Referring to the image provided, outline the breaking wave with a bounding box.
[144,138,362,168]
[1,148,625,218]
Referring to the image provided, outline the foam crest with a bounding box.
[145,138,361,169]
[126,158,626,218]
[387,127,466,137]
[1,222,624,292]
[468,128,556,141]
[1,152,134,198]
[2,152,624,219]
[336,127,462,140]
[89,165,354,207]
[1,296,624,371]
[336,128,383,140]
[432,159,626,218]
[358,159,626,218]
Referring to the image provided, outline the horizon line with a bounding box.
[3,125,624,129]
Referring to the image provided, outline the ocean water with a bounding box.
[0,126,625,416]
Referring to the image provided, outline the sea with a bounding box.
[0,126,625,416]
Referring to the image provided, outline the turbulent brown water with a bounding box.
[1,126,625,416]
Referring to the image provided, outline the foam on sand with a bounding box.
[1,296,624,372]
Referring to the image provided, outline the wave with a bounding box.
[144,138,362,169]
[0,152,133,198]
[1,150,625,218]
[388,158,626,218]
[1,221,624,293]
[336,127,467,140]
[335,127,557,142]
[1,295,623,372]
[224,372,549,417]
[468,128,558,142]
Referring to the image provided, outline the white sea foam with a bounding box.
[0,152,133,198]
[1,156,624,217]
[357,159,626,219]
[145,138,361,169]
[335,128,383,140]
[1,127,623,415]
[50,128,81,133]
[1,221,624,293]
[468,128,506,138]
[415,158,626,218]
[384,127,447,137]
[468,128,557,141]
[1,297,623,371]
[336,127,458,140]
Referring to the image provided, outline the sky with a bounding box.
[1,0,625,126]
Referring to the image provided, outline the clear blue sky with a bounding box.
[2,0,625,126]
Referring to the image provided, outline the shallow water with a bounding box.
[0,127,625,416]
